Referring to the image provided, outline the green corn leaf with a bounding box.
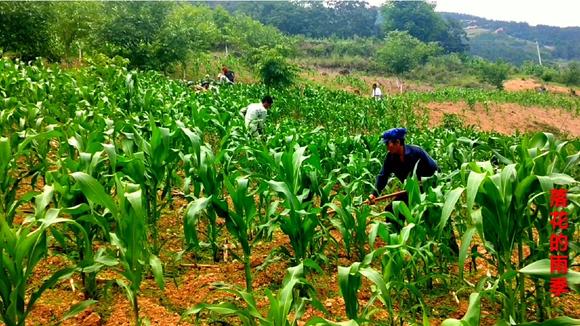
[26,267,76,315]
[268,180,300,210]
[71,172,117,216]
[280,263,303,322]
[441,292,480,326]
[548,173,577,185]
[33,185,53,215]
[116,279,135,311]
[102,143,117,169]
[439,187,464,232]
[149,255,165,290]
[359,267,389,297]
[303,258,323,274]
[519,259,580,288]
[306,317,360,326]
[219,288,263,319]
[61,203,91,215]
[0,137,10,172]
[466,171,486,213]
[518,317,580,325]
[183,196,211,250]
[184,302,241,317]
[59,300,97,323]
[459,227,476,280]
[368,222,389,250]
[338,264,361,320]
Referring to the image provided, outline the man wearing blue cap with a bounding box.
[369,127,438,204]
[369,127,459,253]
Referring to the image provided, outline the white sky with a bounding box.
[368,0,580,28]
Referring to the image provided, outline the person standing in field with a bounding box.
[239,96,273,137]
[372,83,383,100]
[369,127,459,253]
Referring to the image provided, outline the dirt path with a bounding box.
[426,101,580,138]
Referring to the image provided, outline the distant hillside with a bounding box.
[441,12,580,63]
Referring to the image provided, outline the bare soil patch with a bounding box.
[426,101,580,138]
[504,78,579,96]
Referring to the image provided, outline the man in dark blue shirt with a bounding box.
[368,128,458,253]
[369,127,438,202]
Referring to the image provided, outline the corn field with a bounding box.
[0,58,579,326]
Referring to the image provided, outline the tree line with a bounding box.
[1,1,577,90]
[212,0,468,54]
[442,12,580,61]
[0,2,289,72]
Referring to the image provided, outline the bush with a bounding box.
[560,62,579,86]
[521,61,544,77]
[541,70,556,82]
[476,60,510,90]
[257,48,299,90]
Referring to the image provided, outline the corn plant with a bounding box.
[31,183,110,300]
[184,263,324,326]
[337,253,381,321]
[250,142,329,263]
[379,175,458,290]
[458,159,577,322]
[0,207,94,326]
[0,131,60,225]
[326,200,371,260]
[222,175,259,291]
[268,180,320,263]
[336,242,430,325]
[44,138,122,299]
[71,172,164,325]
[130,122,180,254]
[182,145,226,262]
[372,223,431,325]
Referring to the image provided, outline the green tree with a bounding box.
[257,47,299,91]
[210,6,289,56]
[101,2,175,70]
[381,0,467,53]
[228,13,289,54]
[210,1,379,38]
[377,31,441,92]
[322,0,377,38]
[439,18,469,53]
[0,2,57,60]
[50,2,104,64]
[158,4,218,77]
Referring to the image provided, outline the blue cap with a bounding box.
[381,128,407,143]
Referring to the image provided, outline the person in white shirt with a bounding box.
[372,83,383,100]
[240,96,273,137]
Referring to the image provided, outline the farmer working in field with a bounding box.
[369,127,459,253]
[240,95,273,137]
[218,66,235,84]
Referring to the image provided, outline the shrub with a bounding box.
[476,60,510,90]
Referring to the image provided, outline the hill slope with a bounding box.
[441,12,580,63]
